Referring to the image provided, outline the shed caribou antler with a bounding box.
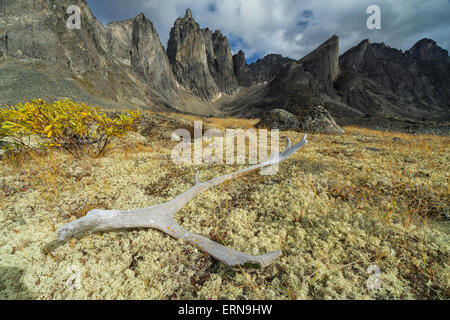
[58,135,308,268]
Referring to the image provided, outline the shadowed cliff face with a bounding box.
[227,35,346,117]
[335,39,450,118]
[166,9,237,102]
[233,51,295,87]
[266,35,340,113]
[106,13,179,106]
[0,0,178,109]
[209,30,239,95]
[232,50,253,87]
[0,0,104,65]
[166,9,219,102]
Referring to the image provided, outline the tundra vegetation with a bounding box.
[0,100,448,300]
[0,99,140,158]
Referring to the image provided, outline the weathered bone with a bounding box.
[58,135,308,267]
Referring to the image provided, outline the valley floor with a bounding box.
[0,113,448,300]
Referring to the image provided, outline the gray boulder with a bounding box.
[299,106,345,135]
[256,109,300,130]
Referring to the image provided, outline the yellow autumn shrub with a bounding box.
[0,99,140,158]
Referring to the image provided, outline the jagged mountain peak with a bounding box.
[297,35,340,87]
[213,30,225,38]
[172,8,199,29]
[106,12,153,29]
[166,8,237,101]
[253,53,293,65]
[185,8,193,19]
[300,35,339,63]
[232,52,294,87]
[260,35,341,114]
[411,38,439,49]
[341,38,405,64]
[136,12,146,19]
[407,38,449,61]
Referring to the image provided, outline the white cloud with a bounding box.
[88,0,450,61]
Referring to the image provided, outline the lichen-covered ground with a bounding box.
[0,113,448,300]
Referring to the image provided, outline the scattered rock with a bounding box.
[392,137,402,142]
[256,109,300,130]
[299,106,345,135]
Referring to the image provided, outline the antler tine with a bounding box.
[280,135,308,159]
[194,171,201,185]
[285,137,292,151]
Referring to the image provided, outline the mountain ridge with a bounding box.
[0,1,449,121]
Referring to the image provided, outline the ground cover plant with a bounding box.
[0,103,448,300]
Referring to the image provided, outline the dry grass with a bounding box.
[0,112,448,300]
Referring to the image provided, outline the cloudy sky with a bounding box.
[86,0,450,63]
